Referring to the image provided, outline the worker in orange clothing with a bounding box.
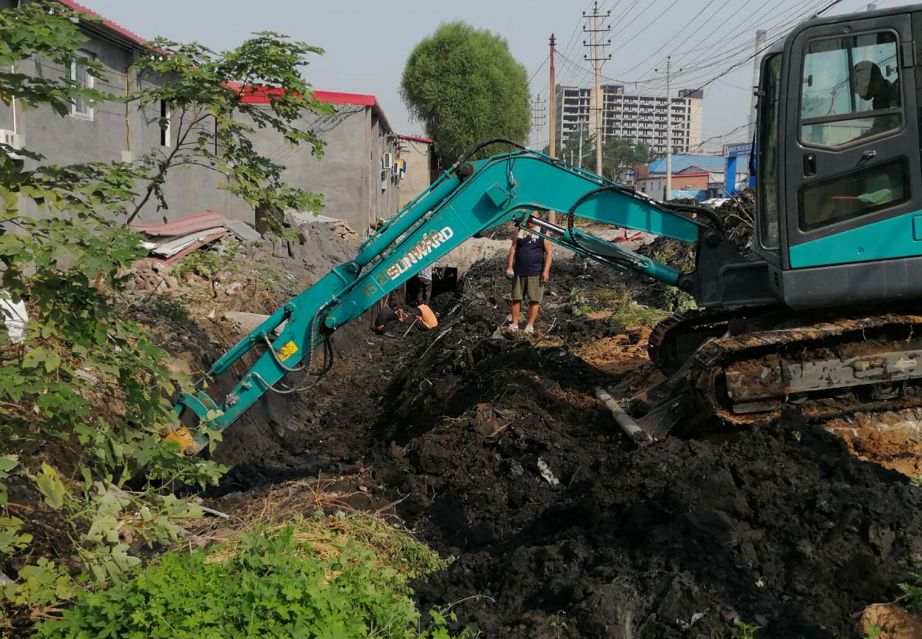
[414,303,438,330]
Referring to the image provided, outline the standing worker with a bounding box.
[416,264,433,305]
[505,218,553,334]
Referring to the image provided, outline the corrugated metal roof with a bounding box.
[56,0,147,47]
[230,84,394,133]
[397,134,433,144]
[130,211,225,237]
[648,154,725,175]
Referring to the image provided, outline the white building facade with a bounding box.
[555,84,703,154]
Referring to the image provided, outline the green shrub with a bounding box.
[36,526,469,639]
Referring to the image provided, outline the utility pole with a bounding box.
[549,34,557,158]
[530,94,547,148]
[578,124,584,170]
[748,29,767,142]
[583,2,611,177]
[655,56,680,201]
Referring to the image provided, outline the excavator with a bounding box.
[172,4,922,451]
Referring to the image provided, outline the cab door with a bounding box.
[783,13,922,273]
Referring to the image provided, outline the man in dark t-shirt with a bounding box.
[505,219,553,335]
[373,306,405,335]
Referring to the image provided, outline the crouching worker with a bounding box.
[413,303,438,330]
[373,303,437,336]
[373,305,406,335]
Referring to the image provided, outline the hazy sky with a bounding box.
[86,0,888,151]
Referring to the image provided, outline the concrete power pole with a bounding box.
[583,2,610,177]
[748,29,767,143]
[655,56,678,200]
[549,34,557,223]
[578,124,584,170]
[549,34,557,158]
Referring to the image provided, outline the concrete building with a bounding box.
[2,0,406,237]
[634,153,724,201]
[0,0,233,224]
[555,84,703,155]
[239,88,402,237]
[395,134,434,209]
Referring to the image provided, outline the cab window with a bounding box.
[800,31,902,147]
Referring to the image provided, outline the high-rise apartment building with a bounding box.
[554,84,703,155]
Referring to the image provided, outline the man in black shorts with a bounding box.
[505,219,553,334]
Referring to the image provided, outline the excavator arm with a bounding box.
[172,144,712,451]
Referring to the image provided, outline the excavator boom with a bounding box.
[172,144,712,449]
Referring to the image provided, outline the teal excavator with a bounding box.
[172,4,922,451]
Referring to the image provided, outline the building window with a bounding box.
[70,51,95,120]
[160,100,171,147]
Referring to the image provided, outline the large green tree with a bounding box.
[400,22,530,164]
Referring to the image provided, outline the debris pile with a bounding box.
[716,189,756,251]
[124,240,922,638]
[131,210,258,264]
[364,289,922,637]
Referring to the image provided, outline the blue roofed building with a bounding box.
[635,153,726,202]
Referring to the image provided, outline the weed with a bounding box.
[899,572,922,613]
[863,626,882,639]
[731,620,760,639]
[35,525,470,639]
[569,290,595,317]
[171,243,242,280]
[549,610,568,638]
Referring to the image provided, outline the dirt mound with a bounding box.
[190,245,922,638]
[373,313,922,637]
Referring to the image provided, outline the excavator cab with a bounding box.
[754,7,922,309]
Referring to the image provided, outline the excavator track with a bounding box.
[691,313,922,425]
[639,311,922,436]
[647,306,779,375]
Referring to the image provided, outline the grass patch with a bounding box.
[611,302,669,328]
[36,518,466,639]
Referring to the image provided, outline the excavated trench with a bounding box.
[203,251,922,638]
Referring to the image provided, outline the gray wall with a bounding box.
[398,139,432,209]
[247,104,400,238]
[3,3,240,225]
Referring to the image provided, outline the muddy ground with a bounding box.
[165,239,922,638]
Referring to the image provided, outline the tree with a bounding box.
[603,137,653,182]
[557,127,652,182]
[401,22,530,164]
[0,1,328,628]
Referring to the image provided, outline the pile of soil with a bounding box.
[192,247,922,638]
[377,311,922,637]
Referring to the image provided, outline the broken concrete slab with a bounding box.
[222,219,262,242]
[222,311,286,336]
